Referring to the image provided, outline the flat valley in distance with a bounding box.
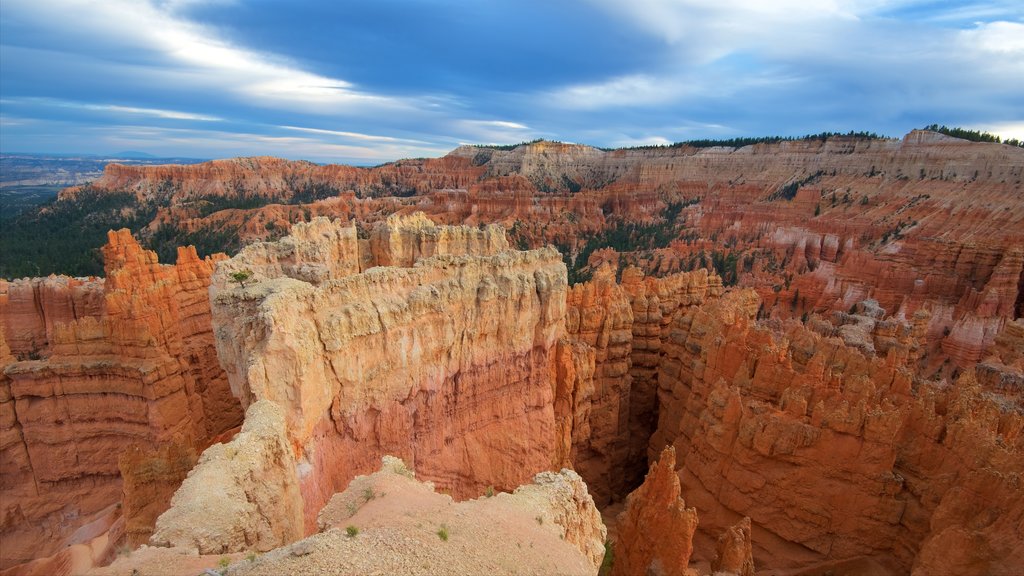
[0,153,206,218]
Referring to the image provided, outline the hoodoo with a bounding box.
[2,132,1022,575]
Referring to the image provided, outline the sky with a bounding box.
[1,0,1022,164]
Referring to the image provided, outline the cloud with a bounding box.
[125,127,451,164]
[280,126,430,145]
[451,119,538,145]
[548,74,688,110]
[2,0,408,114]
[6,97,222,121]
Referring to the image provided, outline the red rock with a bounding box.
[612,446,698,576]
[713,517,754,576]
[0,231,242,570]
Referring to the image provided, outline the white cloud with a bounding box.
[548,74,687,110]
[91,125,451,163]
[4,97,222,121]
[545,0,1024,120]
[975,121,1024,141]
[958,21,1024,55]
[451,119,537,144]
[280,126,430,145]
[2,0,407,113]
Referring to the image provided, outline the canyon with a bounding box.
[0,130,1021,575]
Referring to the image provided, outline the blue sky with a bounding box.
[1,0,1022,164]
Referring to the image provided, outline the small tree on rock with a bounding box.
[230,269,253,289]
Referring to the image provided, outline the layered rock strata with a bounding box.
[559,265,723,505]
[67,131,1023,378]
[612,447,698,576]
[0,232,242,569]
[204,214,567,535]
[649,289,1023,574]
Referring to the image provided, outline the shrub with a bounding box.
[346,525,359,537]
[437,524,449,541]
[230,269,253,288]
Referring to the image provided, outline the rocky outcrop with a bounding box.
[150,400,303,554]
[642,287,1023,574]
[612,446,698,576]
[0,231,242,570]
[713,517,755,576]
[207,214,567,536]
[562,265,634,505]
[99,456,605,576]
[117,443,197,547]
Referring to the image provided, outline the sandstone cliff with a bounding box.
[0,232,242,570]
[202,214,567,538]
[558,265,723,506]
[644,289,1023,574]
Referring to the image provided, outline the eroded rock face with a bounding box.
[646,288,1023,574]
[0,231,243,570]
[69,132,1022,377]
[208,214,567,533]
[150,400,303,554]
[558,265,723,506]
[713,517,755,576]
[102,456,606,576]
[612,446,698,576]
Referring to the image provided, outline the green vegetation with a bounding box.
[922,124,1000,144]
[437,524,450,541]
[560,200,695,284]
[603,131,888,151]
[767,170,824,201]
[230,270,253,288]
[346,525,359,537]
[145,222,242,265]
[289,182,347,203]
[193,193,274,217]
[0,186,157,278]
[0,185,63,218]
[471,138,544,151]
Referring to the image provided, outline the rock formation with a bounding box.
[558,265,723,506]
[203,214,567,535]
[645,288,1023,574]
[92,456,606,576]
[612,446,698,576]
[4,131,1022,574]
[53,130,1022,380]
[150,400,303,554]
[0,232,242,570]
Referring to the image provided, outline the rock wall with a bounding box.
[206,214,566,535]
[0,232,242,570]
[558,265,723,505]
[150,400,303,554]
[646,288,1023,574]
